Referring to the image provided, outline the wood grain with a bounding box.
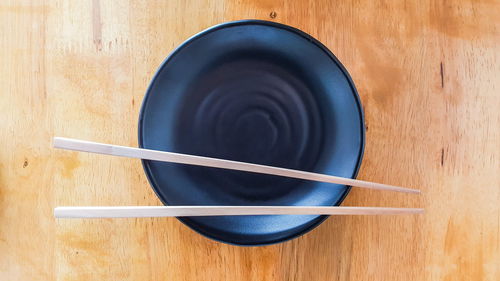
[0,0,498,280]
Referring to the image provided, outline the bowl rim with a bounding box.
[138,19,366,246]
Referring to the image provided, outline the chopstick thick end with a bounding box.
[54,207,63,218]
[53,137,64,149]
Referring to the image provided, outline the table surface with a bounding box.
[1,0,499,280]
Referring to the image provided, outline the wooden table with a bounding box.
[1,1,498,280]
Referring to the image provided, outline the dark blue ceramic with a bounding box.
[138,20,365,246]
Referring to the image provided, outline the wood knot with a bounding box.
[269,11,277,19]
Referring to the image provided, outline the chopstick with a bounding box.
[53,137,420,194]
[54,206,424,218]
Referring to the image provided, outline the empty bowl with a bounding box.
[138,20,365,245]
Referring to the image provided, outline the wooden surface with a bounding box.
[0,0,498,280]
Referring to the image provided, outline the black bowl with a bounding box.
[138,20,365,246]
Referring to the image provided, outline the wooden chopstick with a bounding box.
[53,137,420,194]
[54,206,424,218]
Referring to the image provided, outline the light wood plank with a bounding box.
[0,0,498,280]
